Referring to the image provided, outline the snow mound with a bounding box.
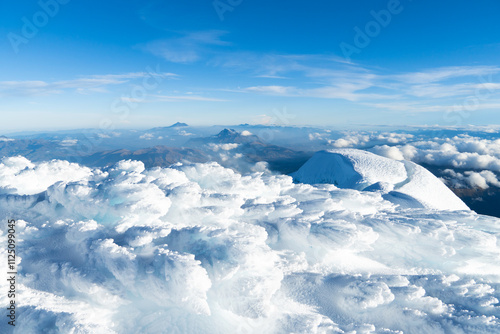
[1,157,498,333]
[292,149,469,211]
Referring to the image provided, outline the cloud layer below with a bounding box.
[317,130,500,190]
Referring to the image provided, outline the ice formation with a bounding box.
[0,155,498,333]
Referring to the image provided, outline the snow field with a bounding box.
[0,155,498,333]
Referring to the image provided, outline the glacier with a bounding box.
[0,152,499,333]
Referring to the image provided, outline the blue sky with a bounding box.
[1,0,500,132]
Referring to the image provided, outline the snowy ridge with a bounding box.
[0,157,498,333]
[292,149,469,211]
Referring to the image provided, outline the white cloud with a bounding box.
[0,80,61,96]
[0,137,14,142]
[178,130,194,136]
[139,133,154,140]
[329,132,413,148]
[243,70,385,102]
[369,145,405,160]
[60,139,78,146]
[246,85,294,95]
[152,94,227,102]
[0,156,92,195]
[0,72,177,97]
[402,136,500,172]
[308,132,329,141]
[392,66,500,84]
[144,30,230,63]
[367,101,500,113]
[210,54,500,110]
[207,143,239,152]
[328,131,500,189]
[230,61,500,112]
[442,169,500,189]
[330,136,367,148]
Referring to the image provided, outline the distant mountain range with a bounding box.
[3,125,500,218]
[0,127,313,174]
[79,146,208,168]
[188,128,260,145]
[0,138,71,161]
[188,129,312,173]
[150,122,189,131]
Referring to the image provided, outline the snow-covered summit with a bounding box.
[292,149,469,211]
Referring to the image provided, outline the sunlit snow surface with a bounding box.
[0,155,499,333]
[292,149,469,211]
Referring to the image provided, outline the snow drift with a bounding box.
[0,156,499,333]
[292,149,469,211]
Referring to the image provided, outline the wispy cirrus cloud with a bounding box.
[0,81,61,97]
[210,52,360,80]
[392,66,500,84]
[212,53,386,101]
[244,84,394,102]
[406,82,500,99]
[7,24,500,120]
[121,94,228,103]
[234,61,500,111]
[152,94,227,102]
[141,31,500,112]
[366,101,500,113]
[143,30,230,63]
[0,72,177,97]
[245,86,294,95]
